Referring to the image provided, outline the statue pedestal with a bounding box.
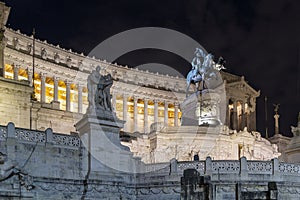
[75,110,139,173]
[181,90,221,126]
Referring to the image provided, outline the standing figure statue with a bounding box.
[87,65,114,112]
[96,75,106,109]
[96,74,113,111]
[87,66,101,110]
[103,74,113,111]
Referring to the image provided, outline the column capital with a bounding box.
[154,99,159,103]
[53,76,60,82]
[77,83,84,89]
[164,100,170,105]
[143,97,149,102]
[174,102,179,107]
[27,68,33,74]
[40,73,47,79]
[65,80,72,86]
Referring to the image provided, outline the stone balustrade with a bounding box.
[175,157,300,182]
[1,122,300,180]
[0,122,300,199]
[0,123,80,149]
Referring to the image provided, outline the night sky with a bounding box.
[4,0,300,137]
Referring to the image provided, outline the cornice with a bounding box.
[227,79,260,97]
[4,28,259,98]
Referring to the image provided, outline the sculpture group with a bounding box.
[186,48,225,97]
[87,66,113,112]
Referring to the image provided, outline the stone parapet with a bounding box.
[0,122,300,199]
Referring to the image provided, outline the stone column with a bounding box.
[40,73,46,103]
[241,102,246,130]
[164,101,169,126]
[53,77,59,102]
[154,99,159,123]
[274,114,280,135]
[144,98,149,133]
[133,96,138,132]
[123,94,128,132]
[27,69,33,86]
[13,64,20,81]
[246,113,250,131]
[250,110,257,131]
[174,102,179,126]
[225,98,230,127]
[233,100,238,130]
[66,80,71,112]
[77,84,83,113]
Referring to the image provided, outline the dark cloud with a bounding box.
[4,0,300,136]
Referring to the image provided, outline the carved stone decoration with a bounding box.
[181,89,222,126]
[291,112,300,137]
[41,48,47,59]
[247,96,256,112]
[281,113,300,163]
[13,37,19,50]
[66,56,72,67]
[77,60,83,69]
[54,53,60,63]
[27,42,32,53]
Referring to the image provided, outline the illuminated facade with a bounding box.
[1,3,300,199]
[0,27,260,135]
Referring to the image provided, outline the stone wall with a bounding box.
[0,123,300,199]
[128,125,281,164]
[0,78,32,129]
[0,78,83,134]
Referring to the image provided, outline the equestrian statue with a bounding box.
[186,48,226,97]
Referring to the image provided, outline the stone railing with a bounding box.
[177,161,205,174]
[279,162,300,175]
[1,123,300,180]
[52,132,80,147]
[212,160,240,173]
[0,123,80,149]
[247,160,272,174]
[16,128,46,143]
[174,157,300,180]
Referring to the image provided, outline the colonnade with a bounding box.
[116,94,180,133]
[5,64,181,133]
[227,98,255,131]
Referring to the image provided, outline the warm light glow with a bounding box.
[3,63,181,127]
